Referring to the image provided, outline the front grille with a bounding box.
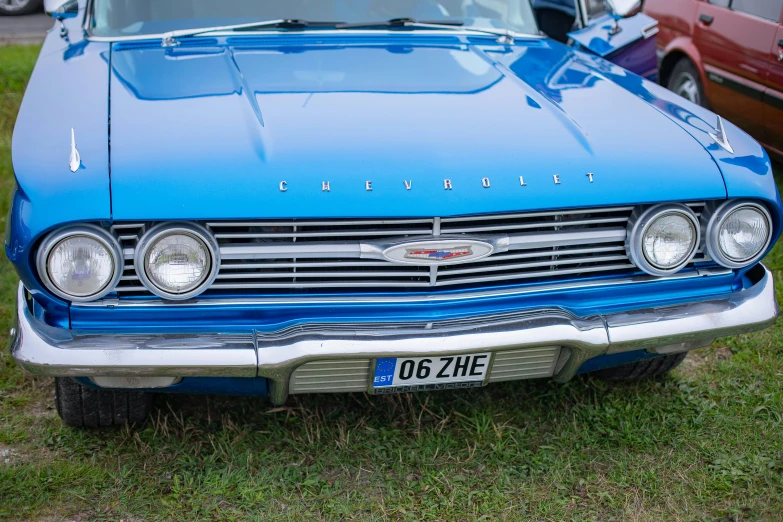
[113,204,706,297]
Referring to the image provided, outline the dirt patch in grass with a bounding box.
[0,445,17,464]
[676,344,734,380]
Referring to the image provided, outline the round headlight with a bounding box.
[136,223,219,300]
[627,204,700,276]
[643,213,697,269]
[705,201,772,269]
[37,226,123,302]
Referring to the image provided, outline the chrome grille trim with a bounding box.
[488,346,561,382]
[439,206,636,224]
[112,203,708,296]
[288,347,561,393]
[79,268,733,307]
[440,217,629,234]
[290,359,371,394]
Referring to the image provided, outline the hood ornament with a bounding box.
[69,128,81,173]
[709,116,734,155]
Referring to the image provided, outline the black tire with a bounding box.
[591,352,688,381]
[667,58,707,108]
[0,0,43,16]
[54,377,152,428]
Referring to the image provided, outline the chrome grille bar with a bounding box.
[112,205,710,297]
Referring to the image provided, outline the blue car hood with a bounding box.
[109,36,726,220]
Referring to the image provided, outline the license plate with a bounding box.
[372,353,491,394]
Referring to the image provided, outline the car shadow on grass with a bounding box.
[138,372,690,441]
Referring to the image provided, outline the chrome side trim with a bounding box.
[76,268,733,308]
[641,21,659,39]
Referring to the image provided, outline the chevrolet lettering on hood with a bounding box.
[7,0,782,428]
[281,174,594,193]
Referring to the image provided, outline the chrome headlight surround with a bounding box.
[36,224,124,302]
[703,200,772,269]
[134,222,220,300]
[626,204,701,277]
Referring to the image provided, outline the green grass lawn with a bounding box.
[1,45,783,521]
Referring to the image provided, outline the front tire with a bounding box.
[0,0,43,16]
[55,378,152,428]
[591,352,688,381]
[667,58,707,107]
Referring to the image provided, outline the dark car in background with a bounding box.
[644,0,783,160]
[0,0,43,16]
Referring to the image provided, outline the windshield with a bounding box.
[90,0,539,38]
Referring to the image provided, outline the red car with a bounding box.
[644,0,783,160]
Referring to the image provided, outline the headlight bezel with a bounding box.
[626,204,701,277]
[36,225,124,302]
[134,222,220,300]
[704,200,772,269]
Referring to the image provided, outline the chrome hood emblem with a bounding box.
[69,128,81,173]
[383,239,494,265]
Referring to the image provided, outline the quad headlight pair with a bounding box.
[35,199,774,302]
[626,200,773,277]
[36,223,219,302]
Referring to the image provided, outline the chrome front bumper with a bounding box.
[11,266,779,404]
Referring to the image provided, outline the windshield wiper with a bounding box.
[336,18,463,29]
[335,18,520,44]
[160,19,337,47]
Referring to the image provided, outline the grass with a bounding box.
[1,44,783,521]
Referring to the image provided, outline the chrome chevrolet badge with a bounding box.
[383,240,494,265]
[406,246,473,261]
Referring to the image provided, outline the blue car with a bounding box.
[9,0,781,427]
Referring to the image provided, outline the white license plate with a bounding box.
[372,353,491,394]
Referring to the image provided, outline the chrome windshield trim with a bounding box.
[85,28,546,44]
[75,268,733,308]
